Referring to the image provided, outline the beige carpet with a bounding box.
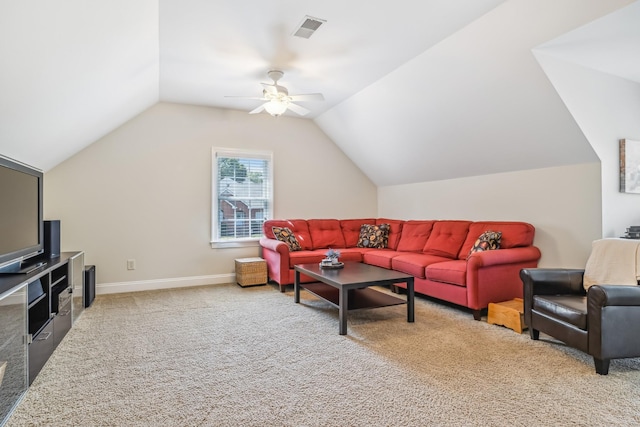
[7,283,640,426]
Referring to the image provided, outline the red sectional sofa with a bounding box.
[259,218,541,320]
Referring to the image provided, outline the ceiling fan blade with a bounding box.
[286,102,310,116]
[249,104,266,114]
[288,93,324,102]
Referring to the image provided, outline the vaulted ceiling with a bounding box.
[1,0,638,186]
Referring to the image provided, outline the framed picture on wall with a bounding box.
[620,139,640,194]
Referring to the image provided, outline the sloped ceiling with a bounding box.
[533,1,640,84]
[315,0,636,186]
[0,0,637,183]
[0,1,159,171]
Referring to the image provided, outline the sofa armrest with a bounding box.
[259,237,291,286]
[468,246,541,268]
[259,237,289,255]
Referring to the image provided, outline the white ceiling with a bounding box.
[0,0,639,184]
[533,1,640,84]
[159,0,504,117]
[317,0,639,185]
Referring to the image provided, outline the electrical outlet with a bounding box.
[127,259,136,270]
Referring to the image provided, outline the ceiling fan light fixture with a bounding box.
[264,99,288,117]
[226,70,323,117]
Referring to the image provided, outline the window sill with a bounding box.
[210,239,260,249]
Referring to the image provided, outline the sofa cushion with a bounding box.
[396,220,435,252]
[376,218,404,250]
[340,219,376,247]
[467,230,502,258]
[263,219,313,250]
[363,250,402,269]
[391,253,452,279]
[288,249,362,268]
[425,260,467,286]
[334,247,368,262]
[272,227,302,251]
[533,295,588,330]
[357,224,390,248]
[458,221,535,259]
[288,250,329,267]
[423,221,472,259]
[307,219,346,249]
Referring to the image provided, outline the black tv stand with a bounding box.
[0,252,85,425]
[0,259,47,275]
[20,261,47,274]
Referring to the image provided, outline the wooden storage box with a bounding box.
[235,257,267,287]
[487,298,526,333]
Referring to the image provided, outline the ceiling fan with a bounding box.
[226,70,324,117]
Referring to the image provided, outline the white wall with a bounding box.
[534,53,640,238]
[43,103,377,291]
[378,162,602,268]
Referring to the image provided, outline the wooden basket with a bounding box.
[235,257,267,287]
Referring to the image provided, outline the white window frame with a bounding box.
[211,148,273,248]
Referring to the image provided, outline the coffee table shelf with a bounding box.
[302,282,406,311]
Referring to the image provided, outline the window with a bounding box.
[212,148,273,246]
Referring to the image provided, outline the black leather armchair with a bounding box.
[520,268,640,375]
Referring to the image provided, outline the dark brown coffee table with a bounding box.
[294,262,415,335]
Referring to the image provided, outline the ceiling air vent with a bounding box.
[292,16,326,39]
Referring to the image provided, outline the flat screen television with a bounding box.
[0,155,44,272]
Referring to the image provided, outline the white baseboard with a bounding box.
[96,273,236,295]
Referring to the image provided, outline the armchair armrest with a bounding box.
[520,268,586,296]
[588,284,640,307]
[587,285,640,364]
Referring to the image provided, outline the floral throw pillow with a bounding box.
[272,226,302,251]
[467,230,502,258]
[357,224,390,249]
